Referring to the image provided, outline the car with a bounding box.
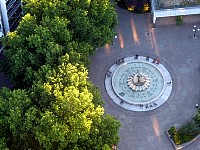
[115,0,151,13]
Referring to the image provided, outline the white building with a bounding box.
[0,0,23,52]
[151,0,200,27]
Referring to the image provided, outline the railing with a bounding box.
[7,0,21,19]
[153,0,200,10]
[6,0,17,11]
[151,0,200,24]
[9,15,21,31]
[154,6,200,18]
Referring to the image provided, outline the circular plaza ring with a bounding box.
[105,56,172,111]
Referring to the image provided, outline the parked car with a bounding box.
[115,0,151,13]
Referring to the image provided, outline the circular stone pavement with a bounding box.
[105,55,172,111]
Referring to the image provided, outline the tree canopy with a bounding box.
[1,0,117,88]
[0,88,41,150]
[31,56,116,149]
[1,14,93,88]
[0,56,120,149]
[0,0,120,149]
[23,0,117,47]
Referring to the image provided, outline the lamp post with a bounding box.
[193,25,200,39]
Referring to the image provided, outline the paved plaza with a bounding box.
[89,7,200,150]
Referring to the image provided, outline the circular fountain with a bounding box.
[127,70,150,91]
[105,56,172,111]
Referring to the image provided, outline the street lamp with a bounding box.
[193,25,200,39]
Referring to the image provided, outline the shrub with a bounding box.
[176,16,183,26]
[168,109,200,145]
[178,120,200,143]
[168,127,181,145]
[194,110,200,127]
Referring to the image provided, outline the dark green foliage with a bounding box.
[194,109,200,126]
[178,120,200,144]
[1,0,117,88]
[0,0,120,149]
[176,16,183,26]
[75,115,121,150]
[0,57,120,149]
[0,88,41,150]
[87,81,104,107]
[23,0,117,48]
[169,115,200,145]
[0,14,69,88]
[29,57,120,149]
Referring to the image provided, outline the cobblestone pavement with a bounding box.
[89,6,200,150]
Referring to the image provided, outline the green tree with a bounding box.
[30,56,120,149]
[0,1,120,149]
[1,14,91,88]
[0,59,120,150]
[23,0,117,48]
[1,14,64,88]
[0,88,41,149]
[78,114,120,150]
[0,55,121,150]
[1,0,117,88]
